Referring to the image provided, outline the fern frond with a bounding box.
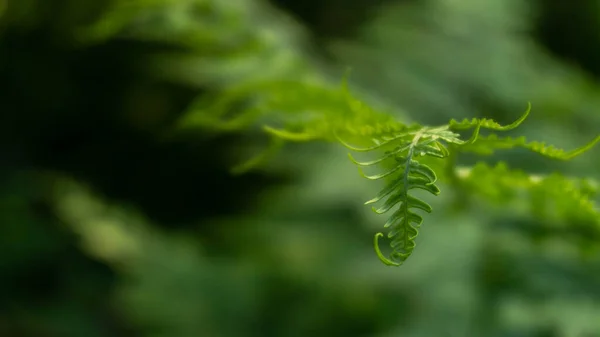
[263,126,319,142]
[456,134,600,160]
[447,102,600,159]
[449,102,531,131]
[339,97,600,266]
[340,126,457,266]
[230,136,285,175]
[456,162,600,250]
[178,70,599,266]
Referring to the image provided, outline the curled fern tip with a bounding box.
[374,233,401,266]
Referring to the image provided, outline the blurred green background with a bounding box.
[1,0,600,336]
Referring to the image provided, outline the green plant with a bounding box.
[87,0,600,268]
[179,77,600,267]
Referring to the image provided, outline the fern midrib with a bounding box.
[400,128,426,256]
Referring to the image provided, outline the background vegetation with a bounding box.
[1,0,599,336]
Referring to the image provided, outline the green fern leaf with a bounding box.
[178,71,600,266]
[456,134,600,160]
[339,126,458,266]
[449,102,531,131]
[457,162,600,252]
[447,102,600,159]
